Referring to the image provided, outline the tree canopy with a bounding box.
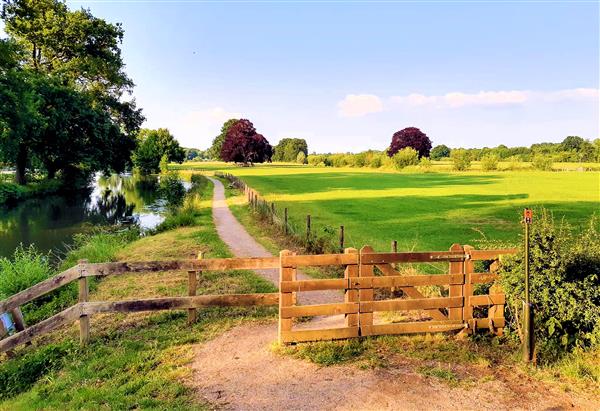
[388,127,432,159]
[132,128,185,175]
[208,118,238,160]
[430,144,451,160]
[0,0,143,184]
[220,119,272,164]
[272,138,308,162]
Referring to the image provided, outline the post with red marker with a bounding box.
[522,208,534,363]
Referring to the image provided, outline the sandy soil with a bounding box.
[188,178,597,410]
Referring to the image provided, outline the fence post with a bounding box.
[10,307,26,333]
[271,202,275,223]
[390,240,398,292]
[339,226,345,253]
[284,208,288,235]
[306,215,311,245]
[463,245,475,331]
[344,248,358,329]
[278,250,294,344]
[78,259,90,346]
[359,245,374,336]
[188,252,202,325]
[448,244,464,323]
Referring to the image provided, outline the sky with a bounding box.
[20,1,600,151]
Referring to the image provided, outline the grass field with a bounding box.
[176,162,599,252]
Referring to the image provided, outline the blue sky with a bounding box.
[48,2,600,151]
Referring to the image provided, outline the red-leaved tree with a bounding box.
[387,127,432,158]
[220,119,273,164]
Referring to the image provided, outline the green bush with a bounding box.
[532,155,554,171]
[499,211,600,362]
[391,147,419,170]
[0,182,28,205]
[481,154,499,171]
[59,230,138,270]
[419,157,432,171]
[159,172,185,207]
[451,149,471,171]
[369,155,383,168]
[296,151,307,164]
[0,245,52,299]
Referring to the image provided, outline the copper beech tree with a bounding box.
[220,119,273,164]
[388,127,432,159]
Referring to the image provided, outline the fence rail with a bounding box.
[0,245,516,354]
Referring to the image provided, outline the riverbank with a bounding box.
[0,175,278,409]
[0,179,63,206]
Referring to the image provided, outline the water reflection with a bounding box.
[0,174,170,258]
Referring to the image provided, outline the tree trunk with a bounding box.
[15,145,27,185]
[46,163,57,180]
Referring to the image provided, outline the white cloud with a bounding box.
[337,94,383,117]
[389,88,598,109]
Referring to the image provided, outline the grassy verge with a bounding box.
[0,175,277,410]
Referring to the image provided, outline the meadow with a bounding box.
[174,162,599,252]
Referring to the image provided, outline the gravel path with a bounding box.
[208,176,342,305]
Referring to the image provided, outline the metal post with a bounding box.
[522,208,534,363]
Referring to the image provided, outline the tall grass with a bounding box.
[0,245,52,299]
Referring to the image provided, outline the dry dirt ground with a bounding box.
[189,178,598,411]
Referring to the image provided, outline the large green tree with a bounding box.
[272,138,308,162]
[0,0,143,184]
[208,119,238,160]
[132,129,185,175]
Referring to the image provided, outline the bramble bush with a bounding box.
[499,210,600,362]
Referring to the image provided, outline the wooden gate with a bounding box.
[278,245,513,344]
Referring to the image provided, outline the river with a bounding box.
[0,174,182,259]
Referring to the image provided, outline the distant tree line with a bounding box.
[0,0,144,185]
[305,127,599,171]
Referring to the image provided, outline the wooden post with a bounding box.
[391,240,398,292]
[284,208,289,235]
[187,252,202,325]
[271,202,275,223]
[78,259,90,346]
[448,244,464,322]
[344,248,358,328]
[359,245,375,336]
[306,215,311,245]
[339,226,345,253]
[10,307,26,332]
[463,245,475,331]
[278,250,294,344]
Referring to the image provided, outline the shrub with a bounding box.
[0,182,28,205]
[480,154,499,171]
[532,155,554,171]
[369,155,382,168]
[159,172,186,207]
[419,157,432,171]
[391,148,419,170]
[499,211,600,361]
[506,155,522,171]
[451,149,471,171]
[0,245,52,299]
[296,151,307,164]
[59,230,138,270]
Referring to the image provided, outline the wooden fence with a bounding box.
[0,245,515,354]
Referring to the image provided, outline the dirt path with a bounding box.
[208,176,341,306]
[190,178,596,410]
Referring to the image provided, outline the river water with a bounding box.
[0,174,180,259]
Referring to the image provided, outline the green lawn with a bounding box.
[180,163,599,252]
